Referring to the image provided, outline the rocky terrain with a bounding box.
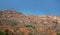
[0,10,60,35]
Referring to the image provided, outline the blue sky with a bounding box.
[0,0,60,16]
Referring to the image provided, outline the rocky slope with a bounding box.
[0,10,60,35]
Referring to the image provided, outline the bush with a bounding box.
[0,31,6,35]
[25,25,35,29]
[29,32,33,35]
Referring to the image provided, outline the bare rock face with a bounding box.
[0,10,60,35]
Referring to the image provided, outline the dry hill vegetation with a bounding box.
[0,10,60,35]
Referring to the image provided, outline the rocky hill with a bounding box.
[0,10,60,35]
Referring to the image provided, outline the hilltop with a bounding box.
[0,10,60,35]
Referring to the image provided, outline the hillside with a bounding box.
[0,10,60,35]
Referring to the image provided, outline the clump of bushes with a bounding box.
[29,32,33,35]
[0,31,9,35]
[25,25,35,29]
[0,19,20,26]
[0,31,5,35]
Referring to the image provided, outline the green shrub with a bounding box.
[0,31,6,35]
[29,32,33,35]
[0,19,20,26]
[25,25,35,29]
